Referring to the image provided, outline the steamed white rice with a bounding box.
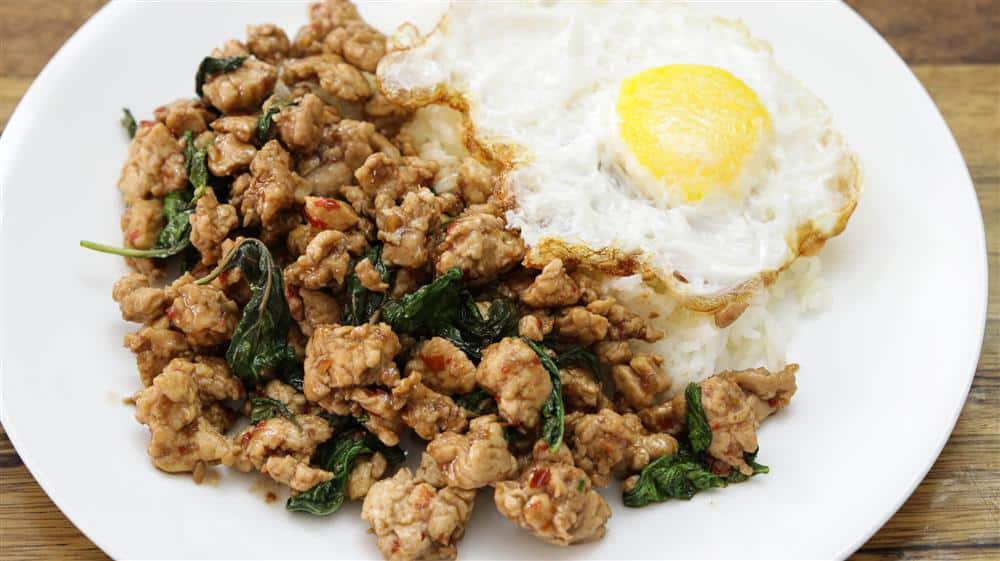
[604,256,828,394]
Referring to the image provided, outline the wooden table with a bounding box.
[1,1,996,559]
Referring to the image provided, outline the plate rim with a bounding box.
[0,2,988,560]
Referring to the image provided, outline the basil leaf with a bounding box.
[554,346,603,385]
[342,244,392,326]
[382,267,464,333]
[195,56,246,97]
[196,239,296,388]
[524,338,564,451]
[454,388,494,415]
[623,447,728,507]
[182,130,210,197]
[287,429,405,516]
[685,382,712,454]
[249,397,296,424]
[255,99,298,144]
[726,449,770,483]
[121,108,137,138]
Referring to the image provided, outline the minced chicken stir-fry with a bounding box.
[82,2,798,558]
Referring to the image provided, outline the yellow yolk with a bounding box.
[617,64,772,201]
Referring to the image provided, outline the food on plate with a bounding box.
[79,1,860,559]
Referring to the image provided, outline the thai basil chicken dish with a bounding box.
[81,1,859,559]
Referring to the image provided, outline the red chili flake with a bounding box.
[165,306,175,319]
[422,354,447,371]
[312,197,340,209]
[391,541,400,554]
[139,119,155,128]
[218,270,230,284]
[528,467,551,488]
[128,229,141,244]
[768,397,782,407]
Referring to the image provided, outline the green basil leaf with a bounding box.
[343,244,392,326]
[524,338,564,451]
[554,345,603,385]
[196,239,296,388]
[382,267,464,333]
[454,388,495,415]
[623,447,728,507]
[121,108,137,138]
[255,99,297,144]
[195,56,246,97]
[249,397,296,424]
[287,428,405,516]
[685,383,712,454]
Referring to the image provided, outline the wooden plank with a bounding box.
[0,0,106,79]
[845,0,1000,64]
[0,78,31,130]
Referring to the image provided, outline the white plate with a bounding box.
[0,1,987,560]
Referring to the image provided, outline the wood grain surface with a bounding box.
[1,1,997,559]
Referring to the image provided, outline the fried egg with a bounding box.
[378,1,860,312]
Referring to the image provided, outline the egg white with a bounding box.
[378,1,860,308]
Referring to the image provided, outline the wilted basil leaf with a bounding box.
[249,397,296,424]
[524,338,564,451]
[685,383,712,454]
[121,108,137,138]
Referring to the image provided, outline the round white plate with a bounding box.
[0,2,987,560]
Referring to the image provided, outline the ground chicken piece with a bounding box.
[433,209,525,285]
[261,379,311,415]
[594,341,631,366]
[586,298,664,343]
[322,20,385,72]
[393,374,467,440]
[390,267,426,298]
[565,409,676,486]
[207,132,256,176]
[404,337,477,395]
[120,198,164,251]
[286,224,318,257]
[167,356,244,403]
[274,93,329,152]
[133,366,229,472]
[167,283,240,347]
[112,272,168,324]
[124,318,192,386]
[153,98,214,137]
[364,89,411,124]
[426,415,517,489]
[189,190,238,265]
[377,188,451,269]
[560,367,612,412]
[624,432,678,473]
[351,152,437,217]
[612,353,671,409]
[637,400,681,435]
[263,455,334,491]
[361,467,475,561]
[202,402,238,433]
[299,119,383,197]
[283,54,371,101]
[719,364,799,422]
[699,375,761,476]
[494,441,611,546]
[246,23,290,63]
[347,452,388,501]
[118,122,187,202]
[517,311,554,342]
[355,257,389,292]
[303,323,401,402]
[554,307,609,345]
[476,338,552,429]
[291,287,341,336]
[519,259,581,308]
[456,157,493,205]
[284,230,354,290]
[202,55,278,114]
[210,115,257,144]
[303,195,360,231]
[242,140,309,240]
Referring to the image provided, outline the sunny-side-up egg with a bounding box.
[377,1,861,387]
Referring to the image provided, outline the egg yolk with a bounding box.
[617,64,772,201]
